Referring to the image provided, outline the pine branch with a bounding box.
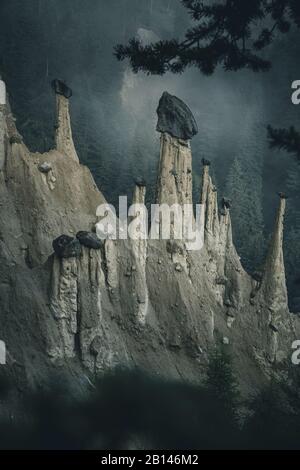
[114,0,300,76]
[267,125,300,161]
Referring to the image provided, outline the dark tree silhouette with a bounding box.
[267,125,300,160]
[205,346,240,419]
[115,0,300,75]
[115,0,300,160]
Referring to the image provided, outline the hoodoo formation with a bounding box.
[0,82,299,393]
[52,80,78,162]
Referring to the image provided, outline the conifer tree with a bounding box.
[115,0,300,76]
[225,117,266,273]
[284,161,300,310]
[205,345,240,420]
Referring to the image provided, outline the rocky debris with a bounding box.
[76,231,102,249]
[38,161,57,191]
[46,172,57,191]
[38,162,52,174]
[175,264,183,272]
[226,314,235,329]
[52,235,81,258]
[156,91,198,140]
[51,79,72,99]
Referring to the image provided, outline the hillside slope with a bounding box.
[0,82,298,395]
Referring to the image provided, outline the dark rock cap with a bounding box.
[277,192,289,200]
[10,134,23,145]
[38,162,52,174]
[156,91,198,141]
[222,197,231,210]
[134,177,146,187]
[51,79,72,99]
[202,158,211,166]
[76,231,102,250]
[53,235,81,258]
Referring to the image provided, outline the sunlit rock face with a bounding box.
[0,81,298,395]
[260,197,288,315]
[0,110,5,171]
[156,133,193,207]
[55,93,78,162]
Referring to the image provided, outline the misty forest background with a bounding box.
[0,0,300,310]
